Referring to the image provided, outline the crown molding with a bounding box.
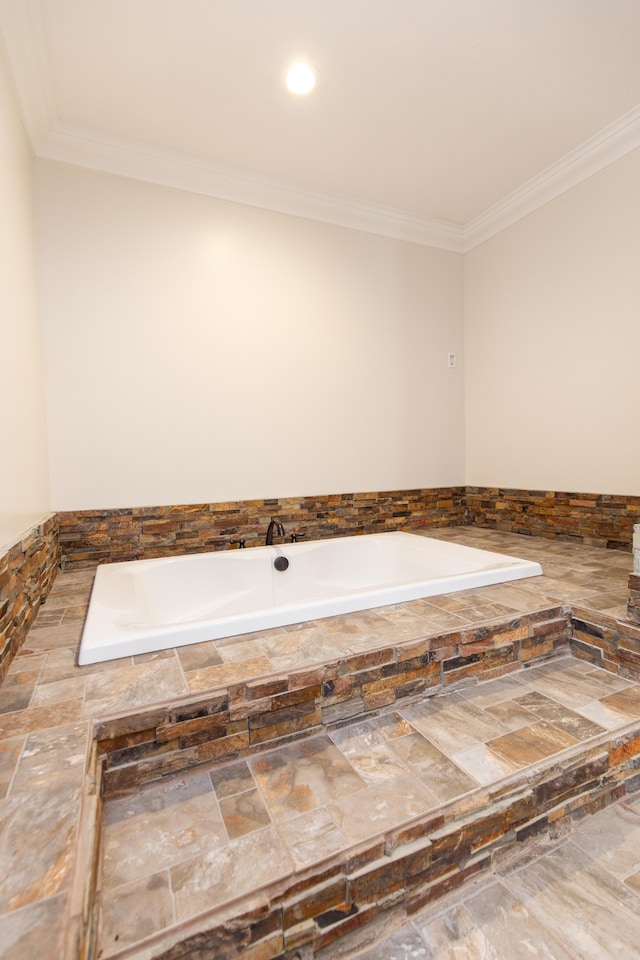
[463,104,640,251]
[2,1,638,253]
[38,124,466,252]
[35,106,640,256]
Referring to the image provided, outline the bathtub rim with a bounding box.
[78,531,543,665]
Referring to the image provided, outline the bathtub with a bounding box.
[78,532,542,665]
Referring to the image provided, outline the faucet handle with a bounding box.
[231,538,246,549]
[290,532,305,543]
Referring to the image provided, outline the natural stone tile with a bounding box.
[418,901,508,959]
[410,608,469,631]
[364,606,434,644]
[506,841,640,959]
[328,773,436,844]
[0,671,38,715]
[39,647,126,684]
[600,685,640,721]
[186,656,274,692]
[83,659,187,717]
[0,736,24,799]
[451,743,519,786]
[22,621,83,651]
[419,593,474,613]
[61,601,90,620]
[484,700,538,731]
[176,641,224,672]
[400,695,507,755]
[215,634,272,663]
[541,579,604,603]
[572,802,640,882]
[258,625,356,671]
[100,872,175,956]
[0,893,68,960]
[334,743,408,784]
[170,825,294,921]
[512,696,605,741]
[210,759,254,799]
[104,769,215,825]
[132,648,176,664]
[524,666,628,709]
[30,675,86,707]
[3,528,640,960]
[3,653,46,680]
[487,721,578,770]
[0,699,83,740]
[0,781,80,912]
[278,806,348,869]
[389,732,478,801]
[333,712,413,747]
[102,785,226,889]
[458,676,529,708]
[219,788,271,838]
[251,735,365,822]
[517,655,586,680]
[624,868,640,895]
[462,879,575,959]
[463,582,552,613]
[10,720,89,795]
[28,608,65,628]
[354,923,432,960]
[574,700,632,731]
[583,667,634,693]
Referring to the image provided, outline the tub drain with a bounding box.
[274,556,289,572]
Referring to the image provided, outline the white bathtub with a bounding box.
[78,532,542,665]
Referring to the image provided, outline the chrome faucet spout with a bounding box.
[265,518,285,546]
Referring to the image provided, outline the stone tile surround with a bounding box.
[353,793,640,960]
[1,528,640,959]
[629,574,640,623]
[466,486,640,551]
[56,488,465,565]
[0,515,60,681]
[57,486,640,568]
[2,485,639,681]
[97,661,640,959]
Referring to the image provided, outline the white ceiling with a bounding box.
[2,0,640,250]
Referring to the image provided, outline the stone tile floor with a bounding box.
[0,526,638,959]
[350,792,640,960]
[3,526,632,731]
[98,655,640,956]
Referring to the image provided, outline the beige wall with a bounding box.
[27,133,640,514]
[464,148,640,496]
[34,161,465,510]
[0,48,49,548]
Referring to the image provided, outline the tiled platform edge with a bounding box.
[0,516,60,680]
[4,594,640,960]
[96,609,571,796]
[88,633,640,960]
[466,487,640,551]
[82,609,572,958]
[571,603,640,675]
[629,574,640,624]
[103,726,640,960]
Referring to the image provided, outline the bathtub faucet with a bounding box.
[265,518,285,545]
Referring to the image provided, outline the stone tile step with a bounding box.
[96,709,640,959]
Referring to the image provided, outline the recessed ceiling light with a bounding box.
[285,61,317,95]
